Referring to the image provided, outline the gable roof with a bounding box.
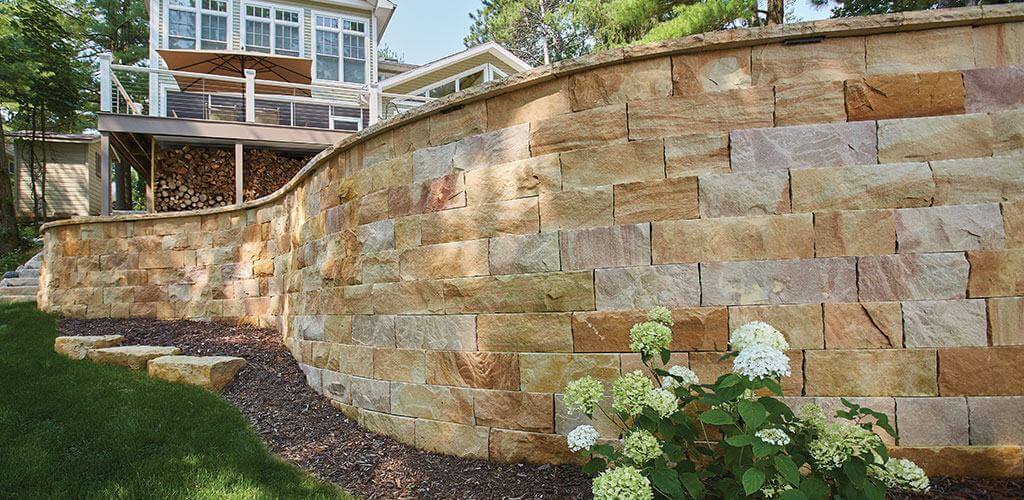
[379,41,531,92]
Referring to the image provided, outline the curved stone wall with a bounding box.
[41,6,1024,475]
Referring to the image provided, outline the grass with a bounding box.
[0,302,355,499]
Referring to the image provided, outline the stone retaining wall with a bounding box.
[41,6,1024,476]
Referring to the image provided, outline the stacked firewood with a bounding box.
[243,149,310,200]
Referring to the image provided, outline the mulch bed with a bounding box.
[59,318,1024,499]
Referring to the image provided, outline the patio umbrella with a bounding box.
[157,49,313,96]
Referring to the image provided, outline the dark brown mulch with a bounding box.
[58,318,1024,499]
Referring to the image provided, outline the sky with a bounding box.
[380,0,834,66]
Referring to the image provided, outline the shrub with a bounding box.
[564,308,929,499]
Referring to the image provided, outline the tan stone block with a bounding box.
[939,346,1024,396]
[814,209,896,257]
[352,315,395,347]
[398,239,488,280]
[569,57,672,110]
[845,71,966,121]
[652,214,813,264]
[555,394,621,439]
[791,163,934,212]
[443,271,595,314]
[425,351,519,390]
[520,353,620,393]
[973,22,1024,68]
[147,355,247,391]
[464,154,561,205]
[896,204,1006,253]
[859,253,969,301]
[54,335,123,360]
[452,124,530,173]
[729,304,824,349]
[373,348,426,383]
[628,87,774,140]
[539,187,613,231]
[572,307,728,352]
[559,223,651,271]
[698,170,791,218]
[690,350,804,395]
[890,446,1024,478]
[419,198,538,245]
[395,315,477,351]
[613,176,698,224]
[429,100,486,145]
[357,409,415,446]
[824,302,903,349]
[752,37,865,85]
[731,121,877,172]
[367,154,412,191]
[488,232,561,275]
[878,114,993,163]
[529,104,628,156]
[866,27,975,74]
[486,78,572,130]
[594,264,700,310]
[991,109,1024,156]
[411,142,456,184]
[415,419,489,459]
[370,281,445,314]
[896,397,969,446]
[138,250,195,269]
[700,257,858,306]
[394,215,421,251]
[805,349,937,396]
[390,382,474,424]
[324,315,352,343]
[476,313,573,353]
[320,370,351,404]
[489,428,578,464]
[932,157,1024,206]
[333,344,374,377]
[86,345,182,371]
[1005,202,1024,249]
[968,396,1024,445]
[475,390,553,432]
[672,47,751,95]
[967,249,1024,297]
[775,80,847,126]
[559,140,665,190]
[989,297,1024,346]
[410,172,466,215]
[664,133,730,177]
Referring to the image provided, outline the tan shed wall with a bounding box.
[15,142,95,219]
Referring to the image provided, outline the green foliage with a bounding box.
[465,0,593,65]
[378,44,405,62]
[0,303,352,498]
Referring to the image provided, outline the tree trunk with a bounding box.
[0,110,20,253]
[28,108,40,224]
[767,0,784,25]
[40,105,48,222]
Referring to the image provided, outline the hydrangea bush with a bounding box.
[563,307,929,499]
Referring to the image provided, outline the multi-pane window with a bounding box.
[316,15,366,84]
[422,68,487,98]
[245,4,301,56]
[168,0,228,50]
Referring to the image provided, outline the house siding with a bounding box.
[14,141,96,219]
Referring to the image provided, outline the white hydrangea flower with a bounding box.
[593,466,653,500]
[612,371,655,416]
[628,321,672,357]
[755,428,791,446]
[729,321,790,352]
[872,458,929,493]
[662,365,699,390]
[646,388,679,417]
[732,343,791,380]
[808,421,883,470]
[564,376,604,416]
[646,306,674,326]
[623,429,662,464]
[567,425,600,452]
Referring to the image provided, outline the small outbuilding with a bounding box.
[11,132,104,219]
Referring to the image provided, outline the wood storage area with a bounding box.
[243,149,311,200]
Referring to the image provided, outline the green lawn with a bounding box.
[0,302,354,499]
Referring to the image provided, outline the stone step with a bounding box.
[86,345,182,371]
[16,269,39,278]
[1,277,38,287]
[148,355,247,391]
[55,335,124,360]
[0,286,37,297]
[0,295,35,304]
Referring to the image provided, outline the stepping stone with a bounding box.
[54,335,124,360]
[86,345,182,370]
[147,355,247,391]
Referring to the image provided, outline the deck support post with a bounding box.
[100,132,111,216]
[235,142,243,205]
[147,137,156,213]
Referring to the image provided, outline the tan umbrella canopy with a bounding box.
[157,49,313,95]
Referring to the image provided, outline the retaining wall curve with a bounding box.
[41,5,1024,476]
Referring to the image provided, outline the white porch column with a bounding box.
[100,133,111,216]
[99,54,112,113]
[368,85,381,126]
[235,142,244,205]
[244,69,256,123]
[148,0,159,116]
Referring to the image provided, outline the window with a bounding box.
[418,67,487,99]
[315,14,366,84]
[245,3,301,56]
[168,0,228,50]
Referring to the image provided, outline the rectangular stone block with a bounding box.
[352,314,396,347]
[519,353,620,393]
[320,370,351,404]
[814,209,896,257]
[613,176,698,225]
[333,344,373,377]
[903,299,987,348]
[845,71,966,121]
[859,253,969,301]
[373,348,426,383]
[349,376,391,412]
[595,264,700,310]
[414,419,489,460]
[939,346,1024,396]
[895,204,1006,253]
[360,251,399,284]
[691,350,804,395]
[805,349,937,396]
[1005,201,1024,249]
[569,57,672,110]
[993,109,1024,155]
[555,394,620,439]
[559,223,651,271]
[395,315,477,351]
[628,87,774,140]
[968,396,1024,445]
[560,140,665,190]
[486,78,572,130]
[890,445,1024,478]
[972,21,1024,68]
[877,114,993,163]
[370,281,445,314]
[539,187,613,231]
[729,303,824,349]
[572,307,728,352]
[428,100,486,146]
[358,219,395,253]
[489,428,577,464]
[752,37,865,85]
[529,104,627,156]
[730,121,877,171]
[464,154,561,205]
[652,214,813,264]
[866,27,975,74]
[412,142,456,184]
[390,382,474,424]
[824,302,903,349]
[488,232,560,275]
[664,133,730,177]
[443,271,595,313]
[932,157,1024,206]
[967,249,1024,297]
[774,80,847,127]
[700,257,857,306]
[475,390,554,432]
[399,239,489,280]
[476,313,573,353]
[452,124,530,172]
[792,163,934,212]
[409,172,466,215]
[358,409,415,446]
[698,170,791,218]
[419,198,539,245]
[895,397,970,446]
[425,351,519,391]
[672,47,751,96]
[989,297,1024,346]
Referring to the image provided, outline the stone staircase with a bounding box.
[0,252,41,304]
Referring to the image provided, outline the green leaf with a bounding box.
[651,467,685,499]
[699,409,734,425]
[763,378,784,396]
[717,373,741,388]
[773,455,801,486]
[779,490,809,500]
[760,397,794,419]
[843,459,867,486]
[660,348,671,365]
[592,444,615,457]
[862,479,886,500]
[737,400,767,429]
[659,419,676,440]
[725,434,753,447]
[581,457,606,475]
[751,439,775,458]
[798,477,829,499]
[680,472,705,499]
[741,467,765,496]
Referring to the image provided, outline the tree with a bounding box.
[574,0,760,47]
[465,0,593,65]
[377,44,405,62]
[83,0,148,64]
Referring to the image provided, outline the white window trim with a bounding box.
[408,63,497,98]
[242,1,303,57]
[312,10,370,86]
[331,112,362,131]
[163,0,233,50]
